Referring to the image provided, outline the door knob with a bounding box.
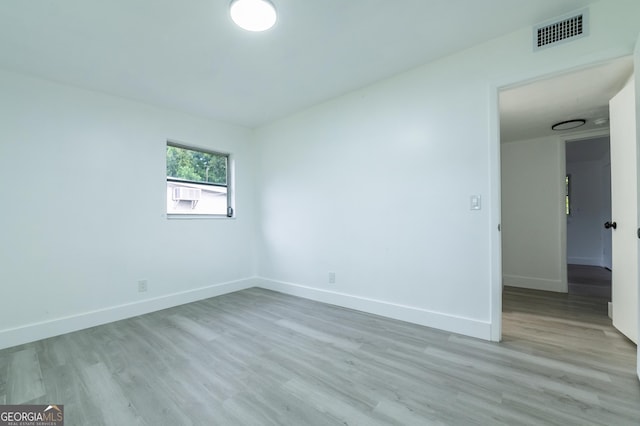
[604,221,617,230]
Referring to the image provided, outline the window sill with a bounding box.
[167,214,235,220]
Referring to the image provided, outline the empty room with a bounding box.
[1,0,639,425]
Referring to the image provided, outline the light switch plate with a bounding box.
[470,195,481,210]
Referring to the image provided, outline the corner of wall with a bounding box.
[0,277,258,351]
[253,277,492,340]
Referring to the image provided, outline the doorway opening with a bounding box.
[565,136,612,300]
[498,56,633,345]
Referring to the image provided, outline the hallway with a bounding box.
[568,264,612,299]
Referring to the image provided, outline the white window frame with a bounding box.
[166,140,234,219]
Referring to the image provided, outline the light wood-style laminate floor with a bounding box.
[1,287,638,425]
[567,264,612,299]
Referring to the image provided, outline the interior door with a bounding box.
[602,162,613,270]
[635,34,640,381]
[609,74,638,345]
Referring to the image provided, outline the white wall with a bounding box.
[254,60,494,339]
[566,153,610,267]
[253,0,640,340]
[501,137,567,292]
[0,70,257,349]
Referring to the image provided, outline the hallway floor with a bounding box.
[568,264,612,300]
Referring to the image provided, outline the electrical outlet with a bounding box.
[328,272,336,284]
[138,279,148,293]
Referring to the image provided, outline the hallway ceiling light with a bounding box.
[230,0,277,32]
[551,119,586,131]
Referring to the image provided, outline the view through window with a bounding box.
[166,143,232,217]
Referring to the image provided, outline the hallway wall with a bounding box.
[501,136,567,292]
[566,137,611,267]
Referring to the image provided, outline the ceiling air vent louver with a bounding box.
[533,9,588,51]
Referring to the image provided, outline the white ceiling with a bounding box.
[500,57,634,143]
[0,0,600,128]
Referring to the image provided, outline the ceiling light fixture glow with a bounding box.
[551,119,586,131]
[230,0,277,32]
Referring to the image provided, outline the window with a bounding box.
[166,142,233,217]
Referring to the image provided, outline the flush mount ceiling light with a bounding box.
[551,119,586,131]
[230,0,277,32]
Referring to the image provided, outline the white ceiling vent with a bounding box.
[533,9,589,51]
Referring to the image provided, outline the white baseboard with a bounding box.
[0,277,258,350]
[503,274,566,293]
[567,257,603,267]
[255,278,492,340]
[1,276,495,350]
